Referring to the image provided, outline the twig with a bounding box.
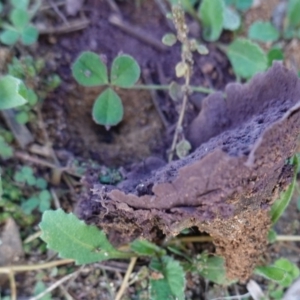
[109,14,167,52]
[153,0,174,30]
[51,188,61,209]
[8,270,17,300]
[276,235,300,241]
[210,293,251,300]
[105,0,122,15]
[29,271,78,300]
[47,0,69,25]
[115,257,138,300]
[24,231,42,244]
[0,259,74,274]
[37,19,90,35]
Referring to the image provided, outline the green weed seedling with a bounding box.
[72,52,140,128]
[166,0,268,80]
[0,0,39,46]
[8,56,61,124]
[14,166,52,214]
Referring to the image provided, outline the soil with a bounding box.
[40,0,233,166]
[1,0,300,299]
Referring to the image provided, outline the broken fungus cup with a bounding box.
[78,62,300,281]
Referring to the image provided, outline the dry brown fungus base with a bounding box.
[77,63,300,281]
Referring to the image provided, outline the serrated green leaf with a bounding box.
[223,6,241,31]
[0,29,19,45]
[150,256,185,300]
[72,51,108,87]
[110,55,140,88]
[227,38,267,79]
[0,76,27,110]
[11,0,29,10]
[248,21,280,42]
[199,0,224,41]
[271,156,298,224]
[287,0,300,27]
[149,277,174,300]
[130,239,166,257]
[39,209,131,264]
[92,88,123,127]
[197,255,237,285]
[267,48,284,67]
[10,9,30,30]
[21,25,39,45]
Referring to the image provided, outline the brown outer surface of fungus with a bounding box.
[77,63,300,281]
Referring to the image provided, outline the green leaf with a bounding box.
[10,9,30,30]
[235,0,253,11]
[16,111,29,124]
[199,0,224,41]
[248,21,280,42]
[287,0,300,27]
[11,0,29,10]
[274,258,300,285]
[268,229,277,243]
[150,256,186,300]
[33,281,52,300]
[39,209,130,264]
[21,25,39,45]
[38,190,51,212]
[197,255,237,285]
[72,51,108,87]
[0,76,27,110]
[0,29,19,45]
[22,197,39,214]
[176,139,191,158]
[162,33,177,46]
[35,178,47,189]
[271,156,298,224]
[223,6,241,31]
[110,55,140,88]
[130,239,166,257]
[92,88,123,127]
[149,277,174,300]
[27,89,38,106]
[227,38,267,79]
[254,265,287,283]
[0,136,13,159]
[267,48,284,67]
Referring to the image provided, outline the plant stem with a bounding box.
[129,84,214,94]
[168,66,191,162]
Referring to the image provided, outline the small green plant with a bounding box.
[8,56,61,124]
[0,0,39,46]
[13,166,52,214]
[168,0,267,79]
[72,52,141,128]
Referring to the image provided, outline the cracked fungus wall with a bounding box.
[77,62,300,281]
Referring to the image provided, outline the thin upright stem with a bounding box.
[168,66,192,162]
